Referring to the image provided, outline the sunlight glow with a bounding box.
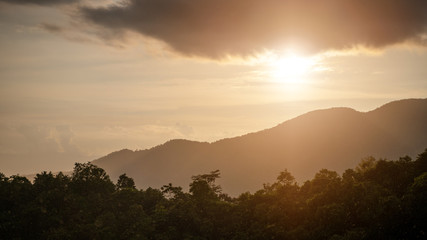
[268,53,317,84]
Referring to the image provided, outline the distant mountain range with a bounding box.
[93,98,427,195]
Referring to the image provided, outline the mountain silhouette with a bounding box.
[92,98,427,195]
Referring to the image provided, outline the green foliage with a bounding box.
[1,148,427,239]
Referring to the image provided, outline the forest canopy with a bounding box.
[1,149,427,239]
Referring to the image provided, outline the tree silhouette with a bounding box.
[1,149,427,239]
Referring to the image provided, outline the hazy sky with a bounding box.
[1,0,427,175]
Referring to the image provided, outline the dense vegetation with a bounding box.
[1,149,427,240]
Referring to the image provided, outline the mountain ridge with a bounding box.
[92,98,427,195]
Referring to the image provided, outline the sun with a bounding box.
[268,52,316,84]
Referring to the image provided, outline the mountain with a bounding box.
[92,98,427,195]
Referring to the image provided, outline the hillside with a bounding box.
[93,98,427,194]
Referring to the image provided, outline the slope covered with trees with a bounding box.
[2,149,427,239]
[92,98,427,195]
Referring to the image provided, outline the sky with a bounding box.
[1,0,427,175]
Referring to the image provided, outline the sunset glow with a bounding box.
[1,0,427,238]
[268,53,317,84]
[0,0,426,178]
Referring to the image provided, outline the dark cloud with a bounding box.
[39,22,102,45]
[40,23,64,33]
[81,0,427,58]
[0,0,78,6]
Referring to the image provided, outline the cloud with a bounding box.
[175,123,194,136]
[0,124,92,175]
[40,23,64,33]
[12,125,84,156]
[0,0,79,5]
[38,22,100,44]
[80,0,427,58]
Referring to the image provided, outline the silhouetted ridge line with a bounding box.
[92,98,427,195]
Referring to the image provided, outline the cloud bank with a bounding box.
[80,0,427,58]
[0,0,79,5]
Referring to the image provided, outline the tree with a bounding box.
[276,169,296,186]
[32,171,70,238]
[161,183,184,199]
[190,170,221,201]
[67,162,116,239]
[415,148,427,175]
[0,175,34,239]
[407,172,427,238]
[116,174,136,190]
[70,162,114,195]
